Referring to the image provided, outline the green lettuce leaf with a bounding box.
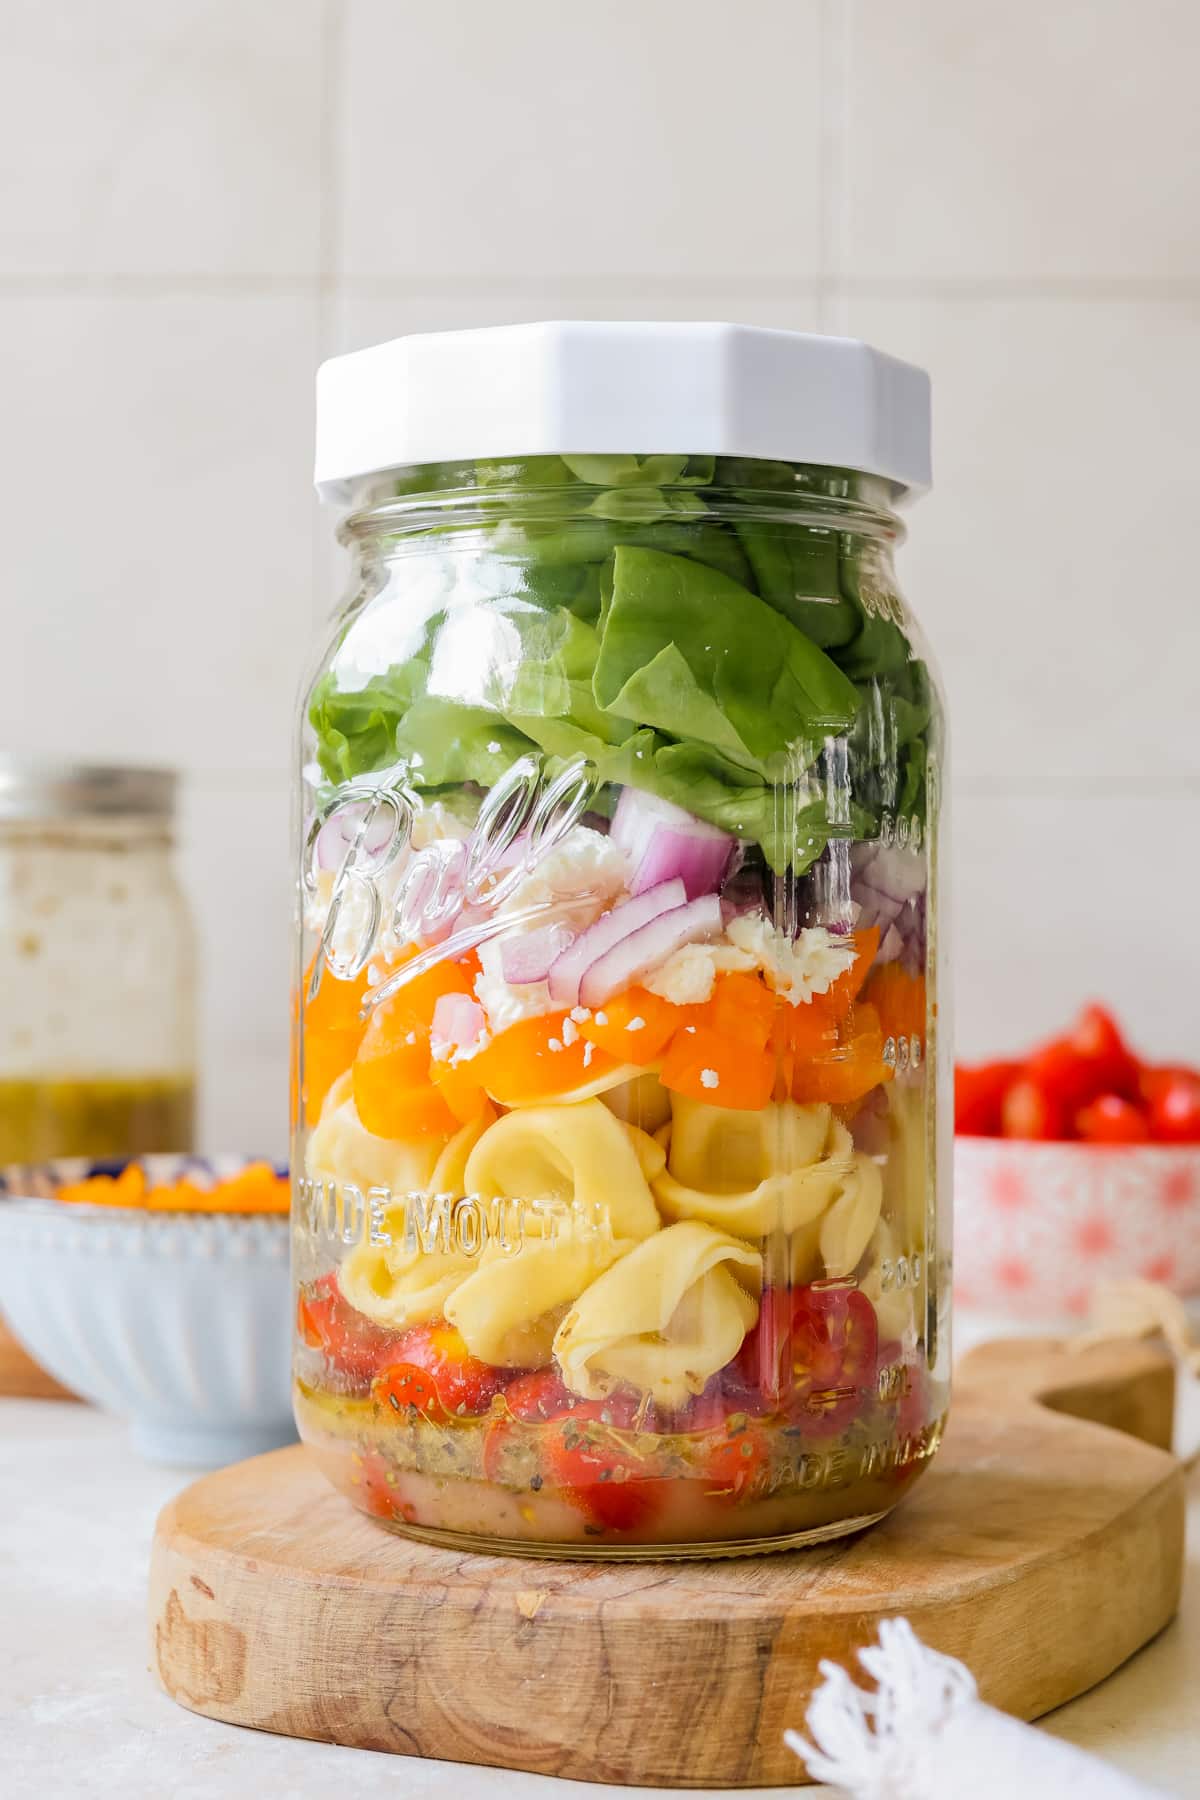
[594,546,861,763]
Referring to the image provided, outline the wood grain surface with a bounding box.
[149,1337,1184,1789]
[0,1315,79,1401]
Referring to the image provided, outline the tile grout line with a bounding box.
[4,274,1200,302]
[316,0,346,351]
[816,0,851,333]
[312,0,348,629]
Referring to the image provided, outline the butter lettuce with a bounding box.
[310,456,934,872]
[594,546,860,762]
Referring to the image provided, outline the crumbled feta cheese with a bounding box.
[643,940,755,1005]
[570,1006,591,1024]
[625,1016,646,1033]
[404,1030,417,1047]
[582,1040,594,1068]
[473,936,559,1033]
[700,1069,720,1090]
[561,1016,578,1047]
[548,1037,564,1054]
[410,802,472,850]
[500,826,629,924]
[593,1010,608,1027]
[726,917,858,1006]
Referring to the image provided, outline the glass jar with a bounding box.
[0,761,196,1160]
[293,323,948,1556]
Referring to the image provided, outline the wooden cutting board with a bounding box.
[0,1315,79,1401]
[149,1337,1184,1789]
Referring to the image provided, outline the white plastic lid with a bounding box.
[315,321,931,504]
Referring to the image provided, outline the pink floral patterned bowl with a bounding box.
[954,1137,1200,1324]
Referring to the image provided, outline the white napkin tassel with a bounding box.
[785,1618,1168,1800]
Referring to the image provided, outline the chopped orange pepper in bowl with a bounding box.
[54,1160,290,1214]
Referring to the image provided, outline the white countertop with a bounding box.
[2,1395,1198,1800]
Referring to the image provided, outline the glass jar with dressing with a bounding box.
[293,322,948,1557]
[0,760,196,1161]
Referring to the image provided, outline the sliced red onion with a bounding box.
[499,922,575,984]
[611,787,735,900]
[579,894,724,1010]
[547,879,686,1007]
[877,922,906,965]
[315,801,397,871]
[431,992,487,1054]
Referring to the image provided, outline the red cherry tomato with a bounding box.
[955,1061,1021,1136]
[372,1321,506,1423]
[1075,1093,1151,1144]
[1069,1004,1140,1097]
[499,1368,643,1426]
[296,1272,399,1386]
[1023,1005,1139,1118]
[544,1416,670,1532]
[699,1416,770,1502]
[1001,1076,1066,1141]
[738,1282,878,1433]
[1146,1071,1200,1144]
[350,1449,415,1522]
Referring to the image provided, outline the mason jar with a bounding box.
[0,761,196,1160]
[293,322,948,1556]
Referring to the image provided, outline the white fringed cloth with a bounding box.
[786,1619,1168,1800]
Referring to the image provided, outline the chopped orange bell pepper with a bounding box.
[790,1001,894,1105]
[428,1052,490,1124]
[578,987,685,1065]
[351,948,478,1139]
[701,971,776,1051]
[661,1023,775,1111]
[863,961,926,1044]
[473,1010,620,1106]
[810,925,880,1023]
[300,956,371,1125]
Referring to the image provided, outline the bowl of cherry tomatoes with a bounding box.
[954,1005,1200,1323]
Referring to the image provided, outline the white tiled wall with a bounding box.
[3,1,1197,1154]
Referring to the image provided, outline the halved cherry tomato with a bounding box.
[1075,1093,1151,1144]
[789,1003,893,1106]
[578,986,686,1064]
[699,1416,770,1502]
[661,1023,774,1110]
[738,1282,878,1434]
[372,1363,441,1417]
[474,1010,619,1105]
[372,1321,507,1422]
[296,1272,399,1387]
[544,1416,671,1532]
[499,1368,612,1423]
[955,1061,1021,1136]
[350,1449,416,1522]
[481,1371,640,1483]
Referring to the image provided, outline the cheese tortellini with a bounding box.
[443,1099,663,1367]
[337,1109,496,1331]
[463,1098,661,1242]
[554,1221,761,1406]
[447,1235,630,1368]
[653,1096,878,1249]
